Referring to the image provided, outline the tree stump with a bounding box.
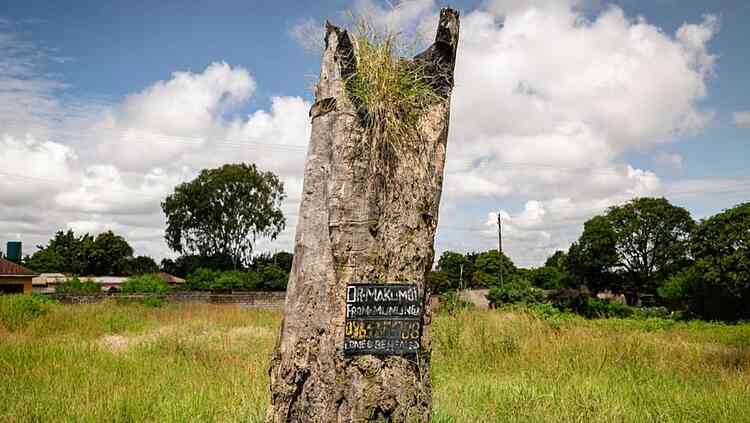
[266,9,459,422]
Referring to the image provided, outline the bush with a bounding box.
[186,268,221,291]
[0,295,53,331]
[260,265,288,291]
[486,277,544,307]
[121,274,171,294]
[55,276,101,295]
[437,290,474,315]
[581,298,633,319]
[547,287,591,313]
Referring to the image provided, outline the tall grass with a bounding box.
[1,303,749,422]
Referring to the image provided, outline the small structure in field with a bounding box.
[0,258,37,295]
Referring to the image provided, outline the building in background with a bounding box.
[0,258,37,295]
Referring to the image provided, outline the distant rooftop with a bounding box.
[0,258,37,276]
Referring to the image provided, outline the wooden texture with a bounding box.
[267,9,459,422]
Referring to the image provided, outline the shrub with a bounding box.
[211,271,244,291]
[121,274,171,294]
[486,277,544,307]
[437,290,474,315]
[0,295,52,331]
[260,265,288,291]
[55,276,101,295]
[186,268,221,291]
[547,287,591,313]
[581,298,633,319]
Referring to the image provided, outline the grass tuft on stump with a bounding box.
[345,19,445,157]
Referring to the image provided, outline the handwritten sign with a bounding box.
[344,283,422,355]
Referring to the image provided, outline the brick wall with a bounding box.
[51,291,287,308]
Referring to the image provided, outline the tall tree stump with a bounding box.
[267,9,459,422]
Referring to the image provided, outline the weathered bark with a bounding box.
[267,9,459,423]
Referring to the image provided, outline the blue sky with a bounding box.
[1,0,748,267]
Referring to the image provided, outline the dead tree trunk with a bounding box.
[267,9,459,423]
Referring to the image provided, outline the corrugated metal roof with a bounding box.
[0,258,37,276]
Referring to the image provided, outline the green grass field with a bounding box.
[1,300,749,422]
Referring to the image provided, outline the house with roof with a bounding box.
[0,258,37,295]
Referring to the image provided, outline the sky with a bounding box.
[1,0,749,268]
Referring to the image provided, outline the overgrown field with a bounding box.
[1,300,749,422]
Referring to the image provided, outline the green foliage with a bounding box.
[529,265,572,289]
[161,254,235,278]
[250,251,294,273]
[162,163,286,268]
[55,276,101,295]
[547,287,592,313]
[472,250,517,288]
[486,276,544,307]
[186,266,287,292]
[581,299,633,319]
[436,251,473,291]
[0,295,52,331]
[24,229,140,276]
[23,248,65,273]
[437,291,474,315]
[141,297,166,308]
[568,197,694,303]
[345,20,444,157]
[260,265,288,291]
[89,230,134,275]
[122,255,160,276]
[121,274,171,294]
[186,268,221,291]
[426,270,452,294]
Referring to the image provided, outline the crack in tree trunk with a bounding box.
[266,9,460,423]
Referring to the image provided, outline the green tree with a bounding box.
[90,230,134,275]
[24,230,94,275]
[569,198,694,304]
[436,251,473,290]
[123,256,160,276]
[162,163,286,268]
[24,248,65,273]
[472,249,516,288]
[659,202,750,320]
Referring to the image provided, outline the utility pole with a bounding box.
[497,212,504,289]
[459,263,464,291]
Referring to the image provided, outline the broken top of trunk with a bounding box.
[267,8,459,423]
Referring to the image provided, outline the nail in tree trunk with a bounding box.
[267,9,459,422]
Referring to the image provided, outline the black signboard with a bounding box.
[344,283,422,355]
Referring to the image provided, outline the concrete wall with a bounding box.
[51,291,287,308]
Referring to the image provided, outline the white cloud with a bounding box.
[654,152,683,172]
[0,4,723,267]
[733,111,750,128]
[289,18,325,52]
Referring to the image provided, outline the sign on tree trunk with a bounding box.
[267,8,460,422]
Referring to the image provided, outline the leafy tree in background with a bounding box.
[567,215,619,294]
[568,198,694,304]
[472,249,517,288]
[162,163,286,269]
[660,202,750,320]
[437,251,474,290]
[426,270,452,294]
[24,248,65,274]
[251,251,294,273]
[161,254,235,278]
[89,231,134,275]
[121,274,171,294]
[123,256,160,276]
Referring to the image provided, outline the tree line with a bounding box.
[430,198,750,322]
